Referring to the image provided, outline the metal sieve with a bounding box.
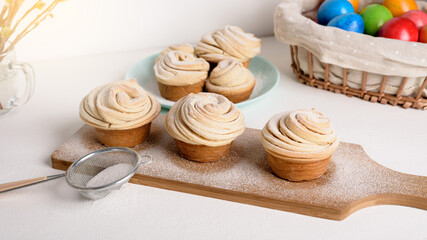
[0,147,151,200]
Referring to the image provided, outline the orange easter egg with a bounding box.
[383,0,418,17]
[347,0,359,12]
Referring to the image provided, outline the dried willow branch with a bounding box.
[9,0,43,37]
[0,0,64,60]
[0,5,9,24]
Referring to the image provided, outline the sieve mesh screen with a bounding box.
[67,150,138,188]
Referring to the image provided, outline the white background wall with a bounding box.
[16,0,283,61]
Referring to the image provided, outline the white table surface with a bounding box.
[0,36,426,240]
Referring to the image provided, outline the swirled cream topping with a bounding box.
[206,59,256,93]
[154,44,195,64]
[80,79,160,130]
[261,109,339,161]
[154,51,209,86]
[165,92,245,146]
[195,25,261,63]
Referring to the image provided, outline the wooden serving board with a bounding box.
[51,115,427,220]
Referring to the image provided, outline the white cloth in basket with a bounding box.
[274,0,427,97]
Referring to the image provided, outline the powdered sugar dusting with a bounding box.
[251,71,266,97]
[52,115,427,212]
[86,163,133,188]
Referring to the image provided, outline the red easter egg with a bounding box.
[378,17,419,41]
[420,25,427,43]
[402,10,427,30]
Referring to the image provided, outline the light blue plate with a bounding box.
[126,54,279,109]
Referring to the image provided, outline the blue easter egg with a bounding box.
[317,0,355,25]
[327,13,364,33]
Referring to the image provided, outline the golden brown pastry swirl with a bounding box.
[165,92,245,146]
[205,59,256,94]
[261,109,339,161]
[195,25,261,63]
[79,79,160,130]
[154,44,195,63]
[154,51,209,86]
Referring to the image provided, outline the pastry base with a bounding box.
[157,80,205,102]
[242,59,251,68]
[205,81,255,103]
[226,84,254,103]
[267,153,331,181]
[94,123,151,147]
[175,139,231,162]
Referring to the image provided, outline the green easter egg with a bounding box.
[360,4,393,35]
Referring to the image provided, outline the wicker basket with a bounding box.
[275,0,427,110]
[290,45,427,109]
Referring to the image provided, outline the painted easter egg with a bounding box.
[327,13,364,33]
[402,10,427,30]
[360,4,393,36]
[317,0,355,25]
[383,0,418,17]
[378,17,419,41]
[347,0,359,12]
[419,25,427,43]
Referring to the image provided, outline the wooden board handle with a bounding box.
[383,172,427,209]
[343,170,427,218]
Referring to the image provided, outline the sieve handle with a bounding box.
[139,154,152,166]
[0,173,65,193]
